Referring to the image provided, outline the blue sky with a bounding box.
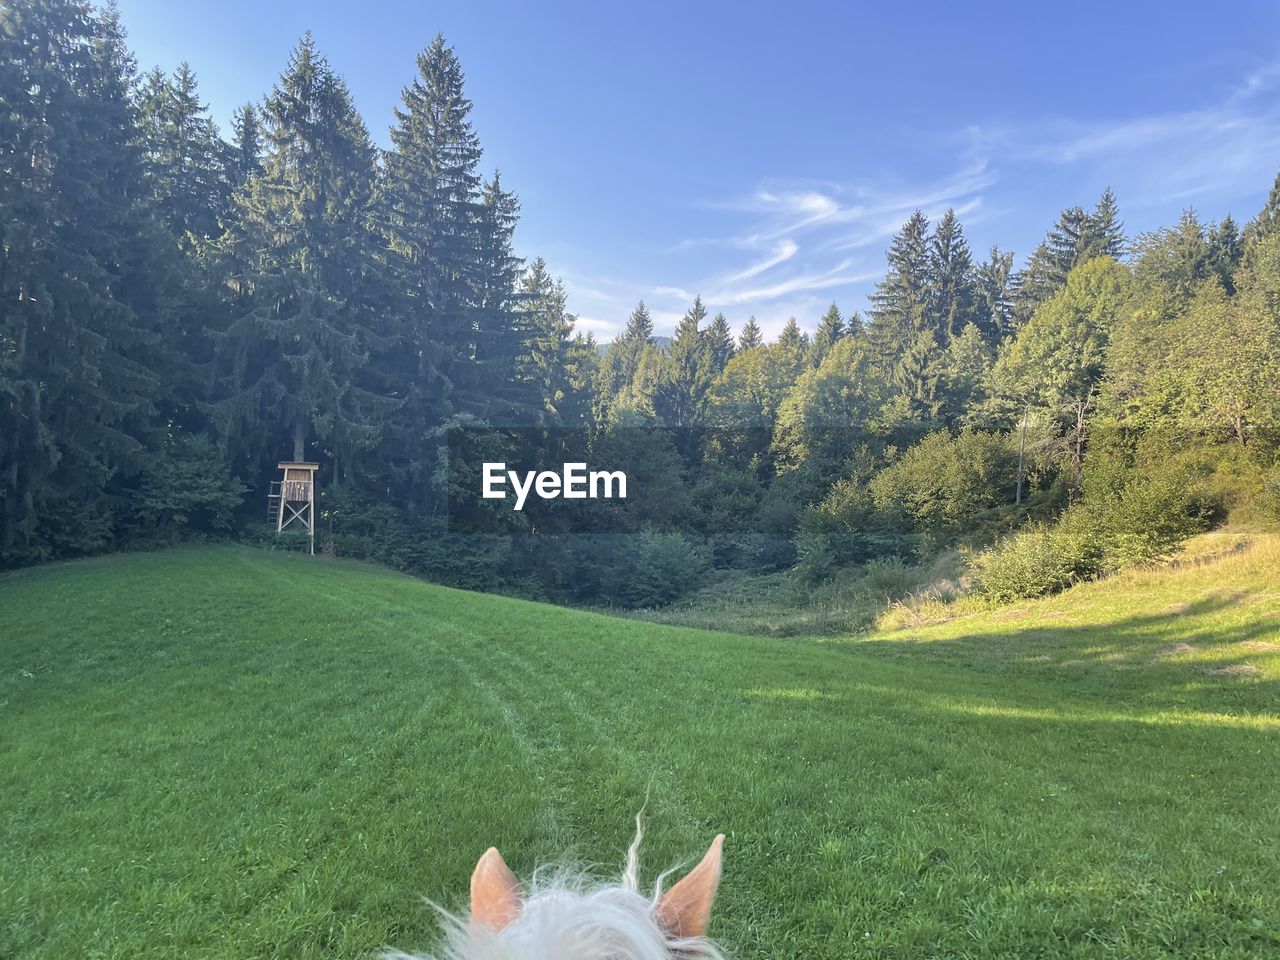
[116,0,1280,340]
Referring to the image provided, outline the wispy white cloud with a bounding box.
[550,60,1280,342]
[717,239,799,285]
[553,158,997,339]
[985,62,1280,209]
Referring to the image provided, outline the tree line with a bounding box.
[2,0,1278,607]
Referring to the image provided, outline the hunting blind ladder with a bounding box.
[268,461,318,555]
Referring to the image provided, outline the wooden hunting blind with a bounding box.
[268,461,318,555]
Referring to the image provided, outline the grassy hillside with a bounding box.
[2,539,1278,959]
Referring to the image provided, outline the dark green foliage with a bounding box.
[519,258,576,422]
[1015,189,1125,322]
[869,211,931,346]
[706,311,736,375]
[596,301,656,423]
[136,62,231,243]
[1243,168,1280,254]
[927,209,978,340]
[866,209,989,429]
[0,0,178,563]
[974,246,1017,342]
[136,434,247,535]
[316,484,513,590]
[214,34,392,477]
[809,302,845,365]
[2,0,1276,621]
[604,530,711,607]
[796,478,911,576]
[870,429,1017,537]
[776,315,808,351]
[653,296,713,426]
[230,102,262,185]
[974,455,1210,601]
[379,34,526,504]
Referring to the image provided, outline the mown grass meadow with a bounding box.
[2,539,1278,959]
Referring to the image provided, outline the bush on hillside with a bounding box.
[795,478,914,580]
[970,517,1100,602]
[606,531,711,608]
[135,434,247,538]
[869,429,1018,538]
[973,459,1210,601]
[1264,464,1280,523]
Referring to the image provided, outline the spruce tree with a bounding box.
[519,257,577,423]
[868,211,931,352]
[230,102,262,185]
[1242,168,1280,260]
[596,300,655,422]
[0,0,173,560]
[1089,187,1125,260]
[927,209,977,340]
[738,316,763,351]
[777,316,808,351]
[1016,190,1125,322]
[624,300,654,342]
[381,34,494,502]
[810,302,845,364]
[868,211,948,424]
[1208,215,1242,293]
[471,170,530,417]
[975,246,1017,342]
[707,311,736,375]
[654,295,712,426]
[214,34,390,479]
[136,62,231,243]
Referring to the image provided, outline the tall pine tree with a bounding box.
[213,34,391,482]
[810,302,845,364]
[0,0,174,560]
[927,209,977,340]
[136,62,231,244]
[654,295,712,426]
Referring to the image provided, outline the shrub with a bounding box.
[869,430,1017,538]
[859,557,919,601]
[973,458,1210,602]
[136,434,247,537]
[1264,464,1280,523]
[971,519,1099,602]
[606,531,711,608]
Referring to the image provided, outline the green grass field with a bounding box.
[2,536,1278,959]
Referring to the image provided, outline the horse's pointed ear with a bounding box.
[470,847,523,932]
[656,834,724,939]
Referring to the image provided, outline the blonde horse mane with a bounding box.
[387,817,726,960]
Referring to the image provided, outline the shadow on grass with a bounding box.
[832,592,1280,714]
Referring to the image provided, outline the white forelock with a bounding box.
[387,819,725,960]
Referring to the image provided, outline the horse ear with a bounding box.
[470,847,524,932]
[656,834,724,939]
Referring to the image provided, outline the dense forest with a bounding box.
[3,0,1279,608]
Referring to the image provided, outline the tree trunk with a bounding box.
[1016,404,1028,507]
[1070,394,1091,498]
